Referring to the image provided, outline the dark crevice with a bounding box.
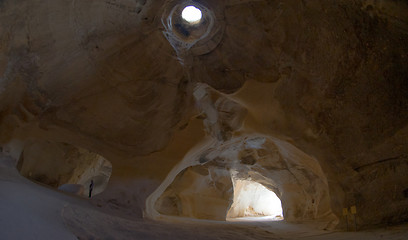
[354,155,406,172]
[403,189,408,199]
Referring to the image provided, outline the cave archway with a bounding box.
[147,135,338,226]
[227,179,283,221]
[16,140,112,197]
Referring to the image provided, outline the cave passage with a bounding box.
[227,180,283,221]
[16,141,112,197]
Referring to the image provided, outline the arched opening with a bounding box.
[227,180,283,221]
[153,165,284,222]
[16,140,112,197]
[147,136,337,226]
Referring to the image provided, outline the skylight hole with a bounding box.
[181,5,202,24]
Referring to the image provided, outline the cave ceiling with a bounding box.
[0,0,407,228]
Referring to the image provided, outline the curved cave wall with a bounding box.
[0,0,407,230]
[155,164,233,221]
[150,135,338,226]
[16,140,112,197]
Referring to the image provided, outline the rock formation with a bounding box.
[0,0,407,237]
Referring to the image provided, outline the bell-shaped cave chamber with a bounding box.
[16,140,112,197]
[146,136,338,227]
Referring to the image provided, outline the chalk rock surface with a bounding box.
[0,0,407,234]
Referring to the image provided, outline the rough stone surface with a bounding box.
[0,0,407,237]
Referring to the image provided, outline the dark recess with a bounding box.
[403,188,408,199]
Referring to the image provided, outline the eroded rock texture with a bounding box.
[17,140,112,196]
[0,0,407,231]
[152,135,336,225]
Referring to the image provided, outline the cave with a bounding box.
[227,180,283,221]
[16,140,112,197]
[0,0,408,239]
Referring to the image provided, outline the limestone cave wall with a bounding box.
[0,0,407,229]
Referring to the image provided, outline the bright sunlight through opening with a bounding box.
[227,180,283,222]
[182,6,202,24]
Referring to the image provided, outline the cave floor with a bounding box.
[1,156,408,240]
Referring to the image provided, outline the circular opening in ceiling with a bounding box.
[181,5,202,24]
